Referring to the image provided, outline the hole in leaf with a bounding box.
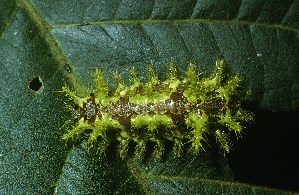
[29,76,43,92]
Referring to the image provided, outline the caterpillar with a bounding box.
[62,60,253,159]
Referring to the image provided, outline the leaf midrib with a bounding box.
[51,18,297,34]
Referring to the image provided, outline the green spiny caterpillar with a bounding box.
[62,60,253,159]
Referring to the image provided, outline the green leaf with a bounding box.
[0,0,298,194]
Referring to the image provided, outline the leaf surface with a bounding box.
[0,0,298,194]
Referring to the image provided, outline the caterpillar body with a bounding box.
[62,60,253,159]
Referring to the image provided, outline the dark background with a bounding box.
[229,109,299,192]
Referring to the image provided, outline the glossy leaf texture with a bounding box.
[0,0,298,194]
